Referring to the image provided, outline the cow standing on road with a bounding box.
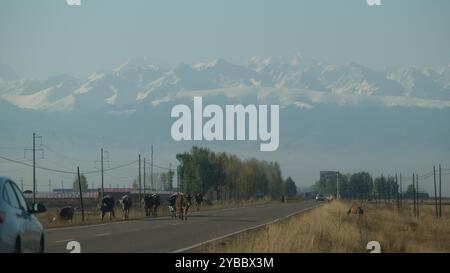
[176,193,192,220]
[168,193,177,218]
[100,195,115,221]
[195,193,203,211]
[120,194,132,220]
[144,194,161,217]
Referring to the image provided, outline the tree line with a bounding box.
[176,146,297,200]
[312,172,429,200]
[70,146,298,200]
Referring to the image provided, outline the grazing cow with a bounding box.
[100,195,116,221]
[52,207,74,223]
[347,204,364,215]
[195,193,204,210]
[144,194,161,217]
[120,194,132,220]
[175,193,192,220]
[327,195,334,203]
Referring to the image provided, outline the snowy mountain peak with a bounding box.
[1,56,450,113]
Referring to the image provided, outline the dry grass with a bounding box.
[39,197,277,229]
[198,201,450,253]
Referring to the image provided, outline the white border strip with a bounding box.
[171,203,323,253]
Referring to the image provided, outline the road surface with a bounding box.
[45,200,319,253]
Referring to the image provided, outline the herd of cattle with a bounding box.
[53,192,206,223]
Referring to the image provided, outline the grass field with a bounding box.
[38,197,279,229]
[197,200,450,253]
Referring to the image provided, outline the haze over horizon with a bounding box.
[1,0,450,79]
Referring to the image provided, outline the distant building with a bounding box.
[53,188,73,193]
[320,171,338,181]
[53,188,98,193]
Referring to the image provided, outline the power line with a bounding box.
[83,160,138,174]
[43,144,93,163]
[0,154,137,175]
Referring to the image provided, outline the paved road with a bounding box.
[45,200,319,253]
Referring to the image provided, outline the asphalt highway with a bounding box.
[45,199,319,253]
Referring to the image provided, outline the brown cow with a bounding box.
[175,193,191,220]
[347,204,364,215]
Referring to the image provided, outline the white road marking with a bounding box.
[94,232,112,237]
[54,239,74,243]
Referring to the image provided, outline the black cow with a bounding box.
[168,193,177,218]
[100,195,115,221]
[120,194,132,220]
[144,194,160,217]
[52,207,74,223]
[195,193,204,210]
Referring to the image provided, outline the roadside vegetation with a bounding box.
[198,201,450,253]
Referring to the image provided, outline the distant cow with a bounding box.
[100,195,115,221]
[120,194,132,220]
[144,194,161,217]
[176,193,192,220]
[347,204,364,215]
[195,193,204,210]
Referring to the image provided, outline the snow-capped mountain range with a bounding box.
[1,55,450,113]
[1,57,449,197]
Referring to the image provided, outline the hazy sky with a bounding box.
[1,0,450,79]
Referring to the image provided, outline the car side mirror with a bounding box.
[30,203,47,214]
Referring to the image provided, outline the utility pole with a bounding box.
[396,173,399,211]
[77,167,85,221]
[439,164,442,218]
[177,165,180,192]
[61,180,64,190]
[434,166,438,218]
[33,133,36,202]
[138,154,142,208]
[168,163,172,191]
[400,173,403,208]
[336,171,339,200]
[48,179,51,193]
[24,133,43,204]
[416,174,419,219]
[95,149,110,200]
[101,148,104,200]
[413,173,416,218]
[143,157,146,195]
[150,145,154,192]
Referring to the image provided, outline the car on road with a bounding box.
[315,194,326,202]
[0,176,47,253]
